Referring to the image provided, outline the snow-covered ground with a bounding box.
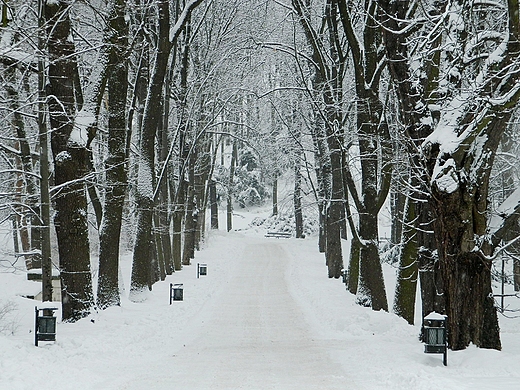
[1,207,520,389]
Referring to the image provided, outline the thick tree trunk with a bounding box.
[426,104,510,351]
[325,148,343,279]
[433,189,501,350]
[156,60,174,276]
[357,210,388,311]
[130,0,170,300]
[417,198,444,319]
[45,1,93,321]
[97,0,129,309]
[53,145,94,321]
[354,96,389,311]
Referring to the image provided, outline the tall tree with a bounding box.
[130,0,203,301]
[97,0,129,309]
[380,0,520,350]
[45,0,94,321]
[292,0,345,280]
[379,0,444,324]
[336,0,392,311]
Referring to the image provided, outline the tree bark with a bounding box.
[310,114,329,254]
[227,141,237,232]
[45,0,94,321]
[272,176,278,216]
[294,162,304,238]
[336,0,391,302]
[325,144,343,279]
[97,0,129,309]
[347,239,360,295]
[182,150,197,265]
[417,200,444,320]
[172,180,185,271]
[393,195,418,324]
[353,95,389,311]
[156,68,174,275]
[210,180,219,229]
[433,188,501,350]
[130,0,171,300]
[38,1,52,301]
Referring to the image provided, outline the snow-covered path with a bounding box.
[3,228,520,390]
[131,241,347,389]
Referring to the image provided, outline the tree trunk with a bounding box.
[393,196,418,324]
[354,96,389,311]
[156,55,174,276]
[312,118,329,254]
[294,162,304,238]
[272,176,278,216]
[433,189,501,350]
[45,0,94,321]
[194,135,211,250]
[417,198,444,320]
[325,147,343,279]
[38,0,52,302]
[172,180,185,271]
[347,239,361,295]
[515,258,520,292]
[153,214,166,281]
[227,141,237,232]
[182,151,196,265]
[390,190,405,245]
[130,0,170,300]
[97,0,129,309]
[357,210,387,311]
[210,180,218,229]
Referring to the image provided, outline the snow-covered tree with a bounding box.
[380,0,520,350]
[130,0,204,302]
[44,0,95,321]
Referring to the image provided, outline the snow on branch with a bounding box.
[70,108,95,148]
[0,47,37,72]
[422,22,520,194]
[488,186,520,240]
[169,0,204,44]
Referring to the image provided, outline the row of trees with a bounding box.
[1,0,520,351]
[0,0,251,317]
[286,0,520,351]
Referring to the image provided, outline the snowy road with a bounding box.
[157,241,346,389]
[5,230,519,390]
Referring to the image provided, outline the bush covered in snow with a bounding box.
[250,211,318,237]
